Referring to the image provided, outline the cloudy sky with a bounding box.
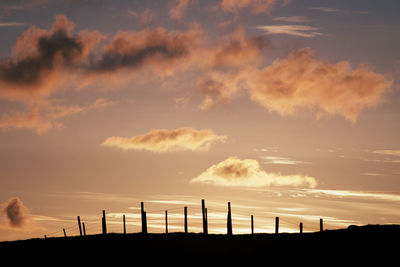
[1,0,400,241]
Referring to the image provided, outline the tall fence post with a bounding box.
[165,210,168,234]
[275,217,279,234]
[201,199,208,234]
[184,206,188,233]
[141,202,147,234]
[102,210,107,235]
[63,228,67,237]
[300,222,303,234]
[77,216,82,236]
[227,202,232,235]
[320,218,323,232]
[251,215,254,234]
[83,222,86,236]
[123,214,126,235]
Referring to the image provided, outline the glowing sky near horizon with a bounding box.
[1,0,400,241]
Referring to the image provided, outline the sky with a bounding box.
[1,0,400,241]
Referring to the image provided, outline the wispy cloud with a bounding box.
[262,156,311,165]
[256,25,322,38]
[372,150,400,157]
[273,16,310,23]
[310,7,340,13]
[0,22,26,27]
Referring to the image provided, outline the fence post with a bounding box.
[63,228,67,237]
[251,215,254,234]
[141,202,147,234]
[123,214,126,235]
[300,222,303,234]
[184,206,188,233]
[102,210,107,235]
[202,199,208,234]
[320,218,323,232]
[165,210,168,234]
[82,222,86,236]
[227,202,232,235]
[77,216,82,236]
[275,217,279,234]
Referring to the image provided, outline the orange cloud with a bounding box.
[247,47,392,122]
[101,127,227,152]
[0,15,104,101]
[168,0,192,20]
[0,98,116,135]
[220,0,292,14]
[190,157,317,188]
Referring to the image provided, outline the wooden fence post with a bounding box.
[77,216,82,236]
[275,217,279,234]
[201,199,208,234]
[251,215,254,234]
[300,222,303,234]
[82,222,86,236]
[205,208,208,234]
[227,202,232,235]
[184,206,188,233]
[63,228,67,237]
[102,210,107,235]
[141,202,147,234]
[165,210,168,234]
[320,218,323,232]
[123,214,126,235]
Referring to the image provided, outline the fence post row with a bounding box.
[227,202,232,235]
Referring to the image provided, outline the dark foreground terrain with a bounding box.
[1,225,399,264]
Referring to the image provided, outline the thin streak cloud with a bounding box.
[256,25,322,38]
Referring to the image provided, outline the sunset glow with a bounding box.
[1,0,400,241]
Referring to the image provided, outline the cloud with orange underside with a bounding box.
[101,127,227,153]
[190,156,317,188]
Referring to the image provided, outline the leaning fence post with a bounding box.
[77,216,82,236]
[275,217,279,234]
[184,206,188,233]
[63,228,67,237]
[83,222,86,236]
[227,202,232,235]
[320,218,323,232]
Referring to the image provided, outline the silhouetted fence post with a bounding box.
[320,218,323,232]
[275,217,279,234]
[123,214,126,235]
[251,215,254,234]
[83,222,86,236]
[141,202,147,234]
[77,216,82,236]
[165,210,168,234]
[184,206,188,233]
[227,202,232,235]
[63,228,67,237]
[102,210,107,235]
[202,199,208,234]
[300,222,303,234]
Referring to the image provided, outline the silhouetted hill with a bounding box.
[1,224,399,264]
